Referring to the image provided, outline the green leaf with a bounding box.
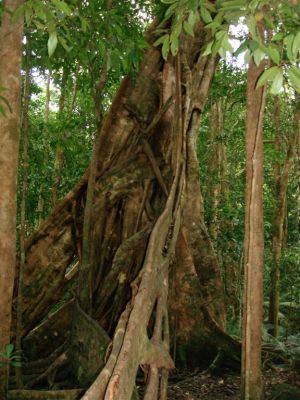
[51,0,72,15]
[188,10,200,26]
[206,1,216,12]
[202,40,213,56]
[253,48,265,66]
[221,32,233,53]
[11,4,26,23]
[200,6,212,24]
[246,15,258,40]
[219,0,247,11]
[34,20,45,30]
[256,66,280,89]
[288,66,300,92]
[271,32,284,42]
[215,30,226,41]
[205,21,221,31]
[161,0,177,3]
[263,15,275,30]
[234,39,248,57]
[5,344,14,357]
[244,49,251,64]
[284,34,295,62]
[170,24,180,56]
[25,8,33,25]
[58,36,71,52]
[162,35,170,60]
[270,69,283,95]
[248,0,259,11]
[212,37,223,55]
[248,40,259,51]
[173,21,182,39]
[170,35,178,56]
[292,31,300,59]
[48,31,58,57]
[183,20,194,37]
[165,2,178,18]
[153,34,169,47]
[265,46,280,65]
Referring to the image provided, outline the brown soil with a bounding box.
[167,367,300,400]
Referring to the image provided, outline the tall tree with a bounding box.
[241,57,266,400]
[0,0,24,397]
[15,35,31,389]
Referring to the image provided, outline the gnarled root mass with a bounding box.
[12,22,232,400]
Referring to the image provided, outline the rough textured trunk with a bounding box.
[0,0,24,397]
[11,21,227,399]
[78,63,107,314]
[15,36,31,389]
[241,58,266,400]
[81,41,215,399]
[268,97,300,337]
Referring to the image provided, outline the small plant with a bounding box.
[0,344,22,368]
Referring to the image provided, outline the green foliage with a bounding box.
[17,78,97,228]
[199,61,299,333]
[0,344,22,368]
[156,0,300,93]
[15,1,155,232]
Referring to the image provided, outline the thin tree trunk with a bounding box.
[37,70,51,225]
[241,57,266,400]
[268,97,300,337]
[207,100,224,240]
[15,36,31,389]
[53,66,68,208]
[0,0,24,397]
[37,188,44,227]
[44,70,51,125]
[70,63,80,113]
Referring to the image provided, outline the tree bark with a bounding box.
[78,63,107,314]
[241,58,266,400]
[15,35,31,389]
[0,0,24,397]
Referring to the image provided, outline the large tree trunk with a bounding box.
[15,34,31,389]
[0,1,24,397]
[12,21,227,398]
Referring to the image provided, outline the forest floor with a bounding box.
[167,367,299,399]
